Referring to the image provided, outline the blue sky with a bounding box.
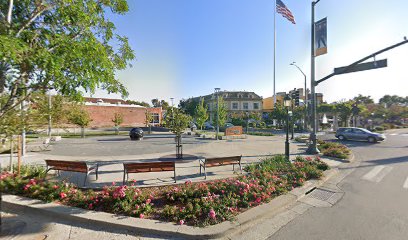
[95,0,408,105]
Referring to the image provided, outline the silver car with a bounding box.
[335,127,385,143]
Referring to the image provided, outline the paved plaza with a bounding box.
[0,133,329,189]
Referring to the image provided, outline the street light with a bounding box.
[214,88,221,140]
[246,111,249,134]
[284,94,292,159]
[290,62,308,131]
[307,0,321,154]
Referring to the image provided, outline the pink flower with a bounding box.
[53,185,59,189]
[29,179,37,185]
[135,205,140,210]
[139,213,144,219]
[185,180,192,185]
[208,209,216,219]
[179,220,185,225]
[255,197,262,204]
[88,203,93,209]
[23,184,31,191]
[60,192,67,199]
[112,181,116,186]
[146,198,151,204]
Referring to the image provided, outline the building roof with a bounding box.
[189,91,263,102]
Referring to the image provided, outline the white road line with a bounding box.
[389,133,398,136]
[361,166,393,182]
[403,177,408,189]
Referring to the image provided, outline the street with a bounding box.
[268,129,408,240]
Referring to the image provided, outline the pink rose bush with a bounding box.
[0,155,328,227]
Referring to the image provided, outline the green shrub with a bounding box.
[318,141,351,159]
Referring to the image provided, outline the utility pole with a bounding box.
[214,88,220,140]
[307,0,321,154]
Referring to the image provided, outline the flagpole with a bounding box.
[273,0,276,105]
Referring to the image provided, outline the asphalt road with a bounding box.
[268,129,408,240]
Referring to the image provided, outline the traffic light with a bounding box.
[294,89,300,106]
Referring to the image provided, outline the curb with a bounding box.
[1,168,338,239]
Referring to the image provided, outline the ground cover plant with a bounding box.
[1,155,328,227]
[318,140,351,159]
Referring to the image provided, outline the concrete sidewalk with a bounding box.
[0,134,341,188]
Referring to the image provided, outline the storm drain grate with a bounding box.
[307,188,336,201]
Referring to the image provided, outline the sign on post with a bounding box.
[315,18,327,56]
[334,59,387,75]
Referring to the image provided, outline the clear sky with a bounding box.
[93,0,408,105]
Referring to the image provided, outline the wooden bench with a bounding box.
[45,159,98,186]
[199,155,242,179]
[123,161,176,185]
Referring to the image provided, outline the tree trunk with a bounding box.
[81,127,85,138]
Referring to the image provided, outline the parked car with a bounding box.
[204,122,215,131]
[220,123,234,132]
[189,122,197,131]
[335,127,385,143]
[129,127,144,140]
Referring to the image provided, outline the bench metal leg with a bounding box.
[123,171,126,185]
[199,164,202,176]
[95,164,99,180]
[174,170,176,183]
[84,172,88,187]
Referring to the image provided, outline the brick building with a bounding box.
[83,98,162,128]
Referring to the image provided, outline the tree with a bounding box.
[125,100,150,108]
[212,97,228,128]
[195,98,208,130]
[379,95,407,107]
[335,101,353,127]
[179,98,199,117]
[270,104,286,127]
[67,104,91,138]
[151,99,170,110]
[0,0,135,119]
[111,112,123,135]
[145,109,153,134]
[353,94,374,105]
[30,93,67,135]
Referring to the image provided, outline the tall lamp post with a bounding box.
[214,88,221,140]
[291,92,295,140]
[246,111,249,134]
[307,0,321,154]
[284,94,292,159]
[290,62,308,131]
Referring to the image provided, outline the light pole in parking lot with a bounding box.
[214,88,221,140]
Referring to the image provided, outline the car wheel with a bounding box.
[338,135,346,141]
[368,137,376,143]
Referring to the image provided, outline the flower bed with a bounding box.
[317,140,351,159]
[1,155,328,227]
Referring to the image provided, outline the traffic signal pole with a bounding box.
[307,0,320,154]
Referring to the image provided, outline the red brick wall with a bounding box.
[84,105,163,128]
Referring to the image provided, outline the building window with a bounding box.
[253,102,259,110]
[151,113,160,124]
[243,102,249,110]
[232,102,238,109]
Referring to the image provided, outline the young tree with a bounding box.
[67,105,91,138]
[112,112,124,135]
[164,108,191,158]
[195,98,208,130]
[212,97,228,128]
[0,0,135,119]
[145,109,153,134]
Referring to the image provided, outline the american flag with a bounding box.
[276,0,296,24]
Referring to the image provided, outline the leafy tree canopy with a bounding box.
[0,0,135,119]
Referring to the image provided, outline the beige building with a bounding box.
[263,88,323,112]
[189,91,263,121]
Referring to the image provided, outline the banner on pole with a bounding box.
[315,18,327,56]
